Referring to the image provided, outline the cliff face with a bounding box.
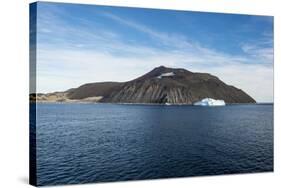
[34,66,256,104]
[99,66,255,104]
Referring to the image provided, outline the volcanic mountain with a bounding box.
[33,66,256,104]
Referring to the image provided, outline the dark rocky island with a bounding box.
[31,66,256,104]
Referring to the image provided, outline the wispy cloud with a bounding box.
[101,12,194,49]
[36,4,273,102]
[240,31,273,64]
[241,43,273,63]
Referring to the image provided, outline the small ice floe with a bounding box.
[193,98,225,106]
[157,72,175,79]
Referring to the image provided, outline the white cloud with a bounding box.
[37,44,273,102]
[102,12,194,49]
[241,43,273,63]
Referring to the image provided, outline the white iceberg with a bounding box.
[157,72,175,79]
[193,98,225,106]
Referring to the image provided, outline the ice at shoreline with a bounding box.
[193,98,225,106]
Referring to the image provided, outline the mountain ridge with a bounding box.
[31,66,256,104]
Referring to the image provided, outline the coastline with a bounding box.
[30,101,270,106]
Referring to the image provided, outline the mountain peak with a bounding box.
[155,65,168,70]
[152,65,173,73]
[153,65,186,72]
[132,66,192,82]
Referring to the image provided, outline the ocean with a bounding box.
[32,103,273,185]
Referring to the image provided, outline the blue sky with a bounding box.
[33,2,274,102]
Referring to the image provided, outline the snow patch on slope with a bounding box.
[157,72,175,79]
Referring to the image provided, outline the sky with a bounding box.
[32,2,274,102]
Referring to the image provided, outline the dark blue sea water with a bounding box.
[33,104,273,186]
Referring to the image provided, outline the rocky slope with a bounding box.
[32,66,256,104]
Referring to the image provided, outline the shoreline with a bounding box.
[30,101,272,106]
